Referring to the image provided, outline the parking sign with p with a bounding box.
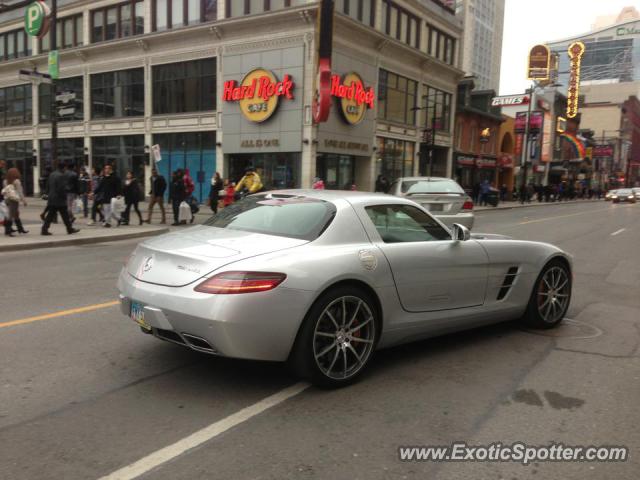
[24,1,51,38]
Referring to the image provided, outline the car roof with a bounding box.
[261,189,406,206]
[393,177,454,182]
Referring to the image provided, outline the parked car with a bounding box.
[389,177,474,230]
[605,189,618,201]
[612,189,637,204]
[118,190,572,387]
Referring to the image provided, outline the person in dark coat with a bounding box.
[209,172,223,214]
[41,163,80,236]
[121,170,143,226]
[169,170,186,226]
[94,164,122,227]
[374,175,390,193]
[145,167,167,224]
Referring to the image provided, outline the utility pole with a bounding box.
[519,84,534,202]
[50,0,58,168]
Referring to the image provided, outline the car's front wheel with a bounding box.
[523,260,572,329]
[289,286,379,388]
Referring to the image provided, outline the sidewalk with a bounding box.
[0,198,179,252]
[474,198,603,212]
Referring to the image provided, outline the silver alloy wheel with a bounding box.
[537,266,570,324]
[313,295,376,380]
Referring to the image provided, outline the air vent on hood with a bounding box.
[497,267,519,301]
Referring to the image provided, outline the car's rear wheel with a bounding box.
[289,286,379,388]
[523,260,571,329]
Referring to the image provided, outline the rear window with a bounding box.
[203,194,336,241]
[401,180,464,195]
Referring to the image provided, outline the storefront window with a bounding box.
[153,132,217,202]
[378,69,416,125]
[316,154,355,190]
[92,136,146,191]
[91,68,144,119]
[376,137,415,183]
[39,76,84,123]
[0,84,32,127]
[421,86,452,132]
[0,141,35,196]
[226,153,300,190]
[153,58,216,114]
[39,138,85,178]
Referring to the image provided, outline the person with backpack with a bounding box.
[121,170,143,226]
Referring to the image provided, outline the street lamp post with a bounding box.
[412,91,438,177]
[50,0,58,168]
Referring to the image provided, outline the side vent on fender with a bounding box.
[497,267,519,301]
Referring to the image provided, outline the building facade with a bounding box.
[0,0,463,199]
[455,0,504,92]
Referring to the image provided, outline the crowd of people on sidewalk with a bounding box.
[1,160,265,237]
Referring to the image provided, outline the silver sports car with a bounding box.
[118,190,572,387]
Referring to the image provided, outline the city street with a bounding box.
[1,201,639,480]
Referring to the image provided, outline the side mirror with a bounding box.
[452,223,471,241]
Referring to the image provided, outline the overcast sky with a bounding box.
[499,0,640,95]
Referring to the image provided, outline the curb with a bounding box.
[0,228,169,253]
[475,199,603,213]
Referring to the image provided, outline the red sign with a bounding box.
[593,145,613,157]
[223,74,294,102]
[515,112,528,133]
[515,134,524,156]
[457,156,476,166]
[499,155,514,168]
[330,74,375,109]
[476,158,497,169]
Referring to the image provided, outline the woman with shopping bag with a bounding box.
[94,164,122,227]
[169,169,187,226]
[2,168,28,236]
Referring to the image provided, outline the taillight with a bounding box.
[194,271,287,294]
[462,200,474,210]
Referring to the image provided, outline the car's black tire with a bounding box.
[522,259,572,329]
[288,285,379,388]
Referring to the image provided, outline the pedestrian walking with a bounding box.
[208,172,223,214]
[223,179,235,208]
[41,163,80,236]
[312,177,325,190]
[2,167,28,236]
[145,167,167,224]
[169,170,187,226]
[375,175,390,193]
[95,164,122,227]
[88,167,105,225]
[65,163,80,223]
[78,167,91,218]
[479,180,491,206]
[121,171,143,226]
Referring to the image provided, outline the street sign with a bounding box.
[48,50,59,80]
[24,1,51,38]
[57,107,75,117]
[151,144,162,163]
[56,91,76,103]
[18,69,52,84]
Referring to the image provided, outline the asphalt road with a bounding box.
[1,201,639,480]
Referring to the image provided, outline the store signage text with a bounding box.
[324,139,369,152]
[567,41,585,119]
[491,95,530,107]
[223,69,295,123]
[331,73,375,126]
[240,139,281,148]
[527,44,551,81]
[617,25,640,36]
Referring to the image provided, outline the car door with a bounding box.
[362,203,489,312]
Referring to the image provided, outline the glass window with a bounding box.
[76,15,84,46]
[365,204,450,243]
[188,0,201,24]
[388,5,397,37]
[91,68,144,119]
[16,30,25,57]
[120,4,132,37]
[204,195,336,241]
[155,0,168,30]
[63,17,74,48]
[135,1,145,34]
[92,136,146,189]
[362,0,373,26]
[106,7,117,40]
[171,0,184,27]
[0,85,32,127]
[92,11,104,41]
[7,32,15,60]
[377,69,416,125]
[204,0,217,21]
[153,58,216,114]
[401,179,464,195]
[39,76,84,123]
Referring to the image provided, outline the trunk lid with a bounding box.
[127,226,307,287]
[407,193,466,215]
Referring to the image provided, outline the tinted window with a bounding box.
[401,179,464,195]
[366,204,450,243]
[204,195,336,241]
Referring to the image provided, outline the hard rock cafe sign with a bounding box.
[331,73,375,125]
[223,69,295,123]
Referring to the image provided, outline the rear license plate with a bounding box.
[428,204,444,212]
[130,302,150,330]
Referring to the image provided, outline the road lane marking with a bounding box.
[518,205,633,225]
[611,228,626,236]
[0,301,119,329]
[98,382,311,480]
